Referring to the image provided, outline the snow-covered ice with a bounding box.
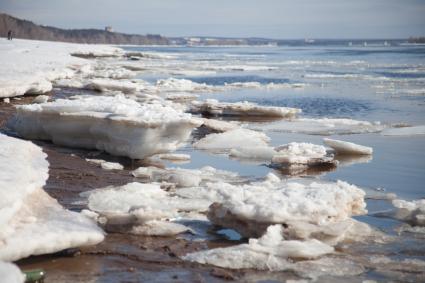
[0,133,104,261]
[323,138,373,155]
[190,99,301,118]
[0,39,120,98]
[12,95,201,159]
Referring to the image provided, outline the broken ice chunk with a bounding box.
[190,99,301,118]
[0,261,25,283]
[86,158,124,170]
[381,125,425,136]
[324,138,373,155]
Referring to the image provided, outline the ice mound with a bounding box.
[86,159,124,170]
[0,261,24,283]
[86,182,208,235]
[271,142,334,166]
[12,95,201,159]
[190,99,301,118]
[202,177,367,240]
[183,225,334,270]
[324,138,373,155]
[194,128,270,150]
[392,199,425,226]
[0,133,104,261]
[381,125,425,136]
[254,118,385,135]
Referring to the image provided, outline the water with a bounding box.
[126,43,425,200]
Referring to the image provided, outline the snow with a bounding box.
[0,38,120,98]
[0,262,24,283]
[392,199,425,226]
[324,138,373,155]
[271,142,332,165]
[190,99,301,118]
[194,128,270,150]
[12,94,201,159]
[182,224,334,270]
[0,133,104,262]
[253,118,385,135]
[381,125,425,136]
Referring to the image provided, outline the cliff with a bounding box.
[0,13,169,45]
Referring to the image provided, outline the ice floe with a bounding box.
[12,95,201,159]
[190,99,301,118]
[381,125,425,136]
[271,142,334,166]
[0,133,104,261]
[392,199,425,226]
[199,118,240,132]
[253,118,385,135]
[193,128,270,150]
[323,138,373,155]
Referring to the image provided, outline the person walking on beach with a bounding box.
[7,30,12,40]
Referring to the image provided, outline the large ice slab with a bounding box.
[323,138,373,155]
[0,133,104,262]
[190,99,301,118]
[11,95,201,159]
[0,39,120,98]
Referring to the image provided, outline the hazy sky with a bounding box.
[1,0,424,38]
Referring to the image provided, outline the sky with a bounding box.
[1,0,425,39]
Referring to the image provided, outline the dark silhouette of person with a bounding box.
[7,30,12,40]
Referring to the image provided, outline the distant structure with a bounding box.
[105,26,113,32]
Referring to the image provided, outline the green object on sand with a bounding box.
[24,269,45,283]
